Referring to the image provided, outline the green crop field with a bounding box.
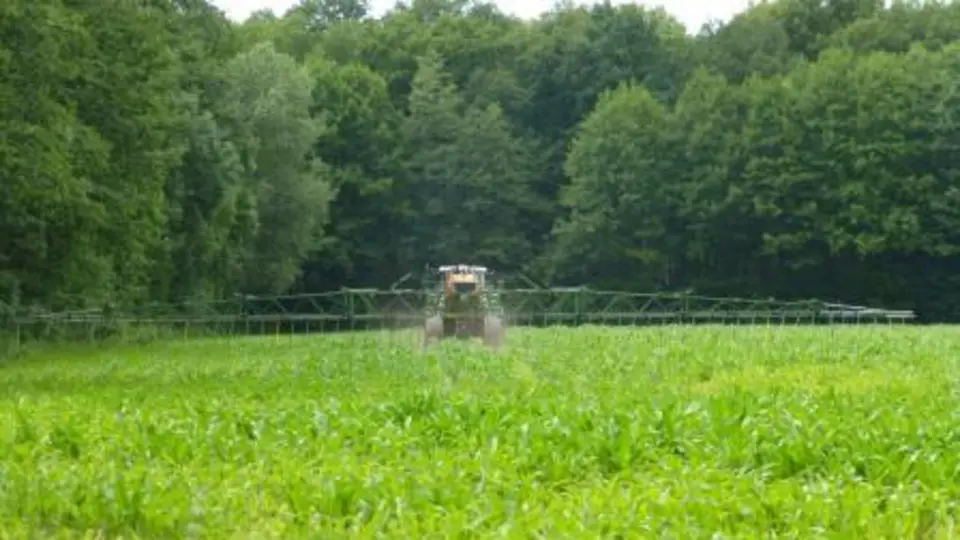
[0,325,958,538]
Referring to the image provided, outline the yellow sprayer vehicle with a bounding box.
[421,264,504,349]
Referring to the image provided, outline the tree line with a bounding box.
[3,0,960,320]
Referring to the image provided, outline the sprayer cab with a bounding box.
[440,265,486,296]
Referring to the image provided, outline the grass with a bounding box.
[1,324,959,538]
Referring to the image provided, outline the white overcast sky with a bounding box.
[212,0,754,32]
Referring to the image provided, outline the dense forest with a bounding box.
[3,0,960,320]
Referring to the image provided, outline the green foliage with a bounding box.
[5,0,960,318]
[215,42,335,294]
[395,51,545,269]
[552,83,677,289]
[2,327,960,534]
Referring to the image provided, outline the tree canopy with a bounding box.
[3,0,960,319]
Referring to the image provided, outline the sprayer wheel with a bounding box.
[483,315,504,349]
[422,315,443,349]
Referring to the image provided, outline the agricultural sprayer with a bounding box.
[0,273,918,355]
[420,264,505,349]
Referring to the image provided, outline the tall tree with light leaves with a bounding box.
[214,42,335,295]
[547,83,680,290]
[397,50,544,269]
